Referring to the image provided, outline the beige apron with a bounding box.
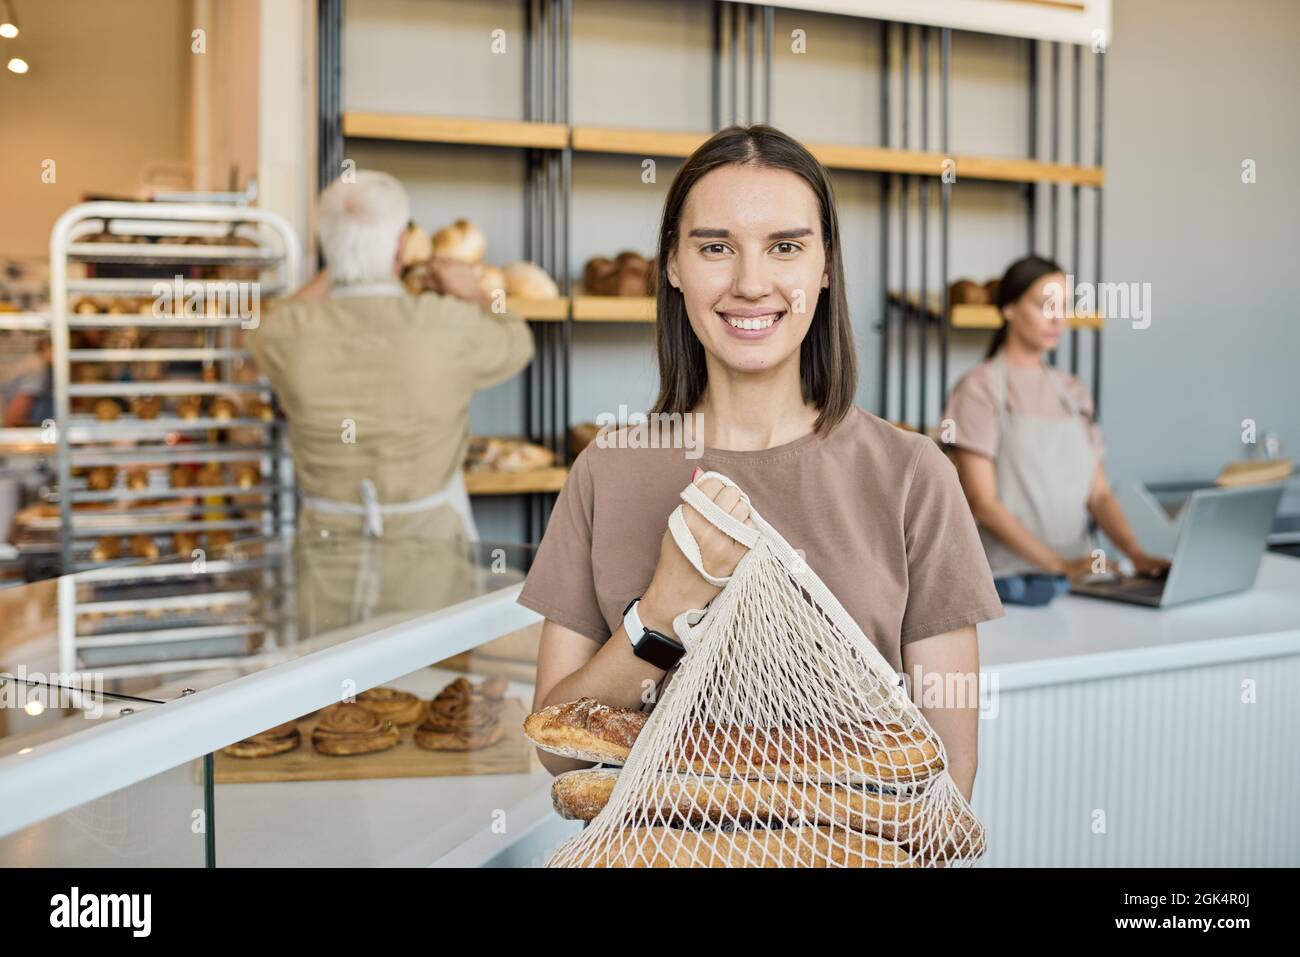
[979,354,1097,577]
[296,280,480,543]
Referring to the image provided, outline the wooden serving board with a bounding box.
[213,698,533,784]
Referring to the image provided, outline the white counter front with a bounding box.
[971,552,1300,867]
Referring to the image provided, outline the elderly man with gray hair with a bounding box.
[249,171,534,549]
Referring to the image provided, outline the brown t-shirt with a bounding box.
[516,405,1004,673]
[941,357,1104,461]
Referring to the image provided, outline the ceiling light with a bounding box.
[0,0,17,39]
[6,56,27,73]
[0,24,19,39]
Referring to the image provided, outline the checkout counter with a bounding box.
[0,525,1297,867]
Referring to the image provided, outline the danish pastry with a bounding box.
[414,676,508,751]
[222,720,301,759]
[312,703,400,756]
[355,687,424,726]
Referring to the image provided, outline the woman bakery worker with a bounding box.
[940,255,1170,605]
[517,125,1005,801]
[249,171,534,545]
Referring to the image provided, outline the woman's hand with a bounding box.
[426,257,487,307]
[1059,553,1110,580]
[638,468,757,639]
[1130,551,1171,578]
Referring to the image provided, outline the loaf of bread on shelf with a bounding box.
[503,261,559,299]
[949,278,990,306]
[525,697,945,784]
[401,221,433,267]
[432,218,486,264]
[91,536,121,562]
[583,251,655,296]
[476,263,506,299]
[94,398,122,422]
[464,436,555,473]
[129,534,159,560]
[568,422,604,458]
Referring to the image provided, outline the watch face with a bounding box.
[635,629,685,670]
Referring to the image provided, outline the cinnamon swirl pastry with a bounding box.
[312,703,400,756]
[222,720,301,759]
[414,676,509,751]
[356,687,424,726]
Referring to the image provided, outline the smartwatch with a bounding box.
[622,596,685,670]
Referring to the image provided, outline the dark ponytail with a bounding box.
[984,255,1066,359]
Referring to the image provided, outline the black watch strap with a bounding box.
[623,596,685,670]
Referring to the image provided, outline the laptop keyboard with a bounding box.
[1111,575,1167,598]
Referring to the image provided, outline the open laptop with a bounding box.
[1070,482,1285,607]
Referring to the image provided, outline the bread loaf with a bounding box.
[432,218,486,263]
[525,697,944,784]
[503,261,559,299]
[565,824,915,868]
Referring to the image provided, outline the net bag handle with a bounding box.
[667,469,905,689]
[667,470,761,587]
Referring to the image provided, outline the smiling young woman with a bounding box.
[517,125,1004,801]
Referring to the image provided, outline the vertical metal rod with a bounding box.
[763,6,773,124]
[919,26,930,433]
[561,0,572,463]
[730,2,739,124]
[316,0,343,195]
[1070,43,1082,375]
[1027,38,1038,252]
[1048,40,1060,366]
[748,3,759,123]
[711,2,721,129]
[878,19,890,419]
[1092,48,1105,421]
[940,27,951,412]
[898,23,910,424]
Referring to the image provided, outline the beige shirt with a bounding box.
[248,291,534,534]
[941,357,1104,461]
[517,405,1004,673]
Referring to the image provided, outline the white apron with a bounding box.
[979,354,1097,577]
[296,279,480,543]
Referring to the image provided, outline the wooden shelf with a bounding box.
[463,466,568,496]
[508,297,568,321]
[347,114,1103,186]
[889,292,1103,329]
[343,111,568,149]
[572,294,655,323]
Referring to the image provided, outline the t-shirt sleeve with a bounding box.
[1067,375,1106,461]
[941,368,999,459]
[900,440,1005,645]
[516,447,609,644]
[433,294,536,391]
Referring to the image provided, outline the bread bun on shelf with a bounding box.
[949,279,989,306]
[983,278,1001,304]
[465,436,556,473]
[91,537,121,562]
[569,422,603,459]
[87,466,117,491]
[130,395,162,420]
[126,467,150,491]
[400,222,433,267]
[503,261,559,299]
[582,251,655,296]
[129,534,159,560]
[432,218,487,264]
[94,398,122,421]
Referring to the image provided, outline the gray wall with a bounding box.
[342,0,1299,540]
[1101,0,1300,485]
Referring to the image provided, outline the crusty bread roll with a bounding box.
[432,218,486,263]
[503,260,559,299]
[401,222,432,267]
[94,398,122,421]
[524,698,649,764]
[583,256,618,294]
[125,467,150,491]
[526,698,945,784]
[129,534,159,560]
[949,278,989,305]
[564,824,915,868]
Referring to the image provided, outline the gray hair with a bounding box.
[316,170,410,285]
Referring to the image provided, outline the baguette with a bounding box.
[562,825,915,868]
[551,768,920,839]
[525,698,944,784]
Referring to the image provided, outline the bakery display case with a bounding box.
[0,532,577,867]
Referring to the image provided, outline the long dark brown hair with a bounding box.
[984,254,1066,359]
[649,124,856,437]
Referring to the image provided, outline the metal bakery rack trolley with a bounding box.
[48,199,302,675]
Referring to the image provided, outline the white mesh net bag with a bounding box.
[548,470,987,868]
